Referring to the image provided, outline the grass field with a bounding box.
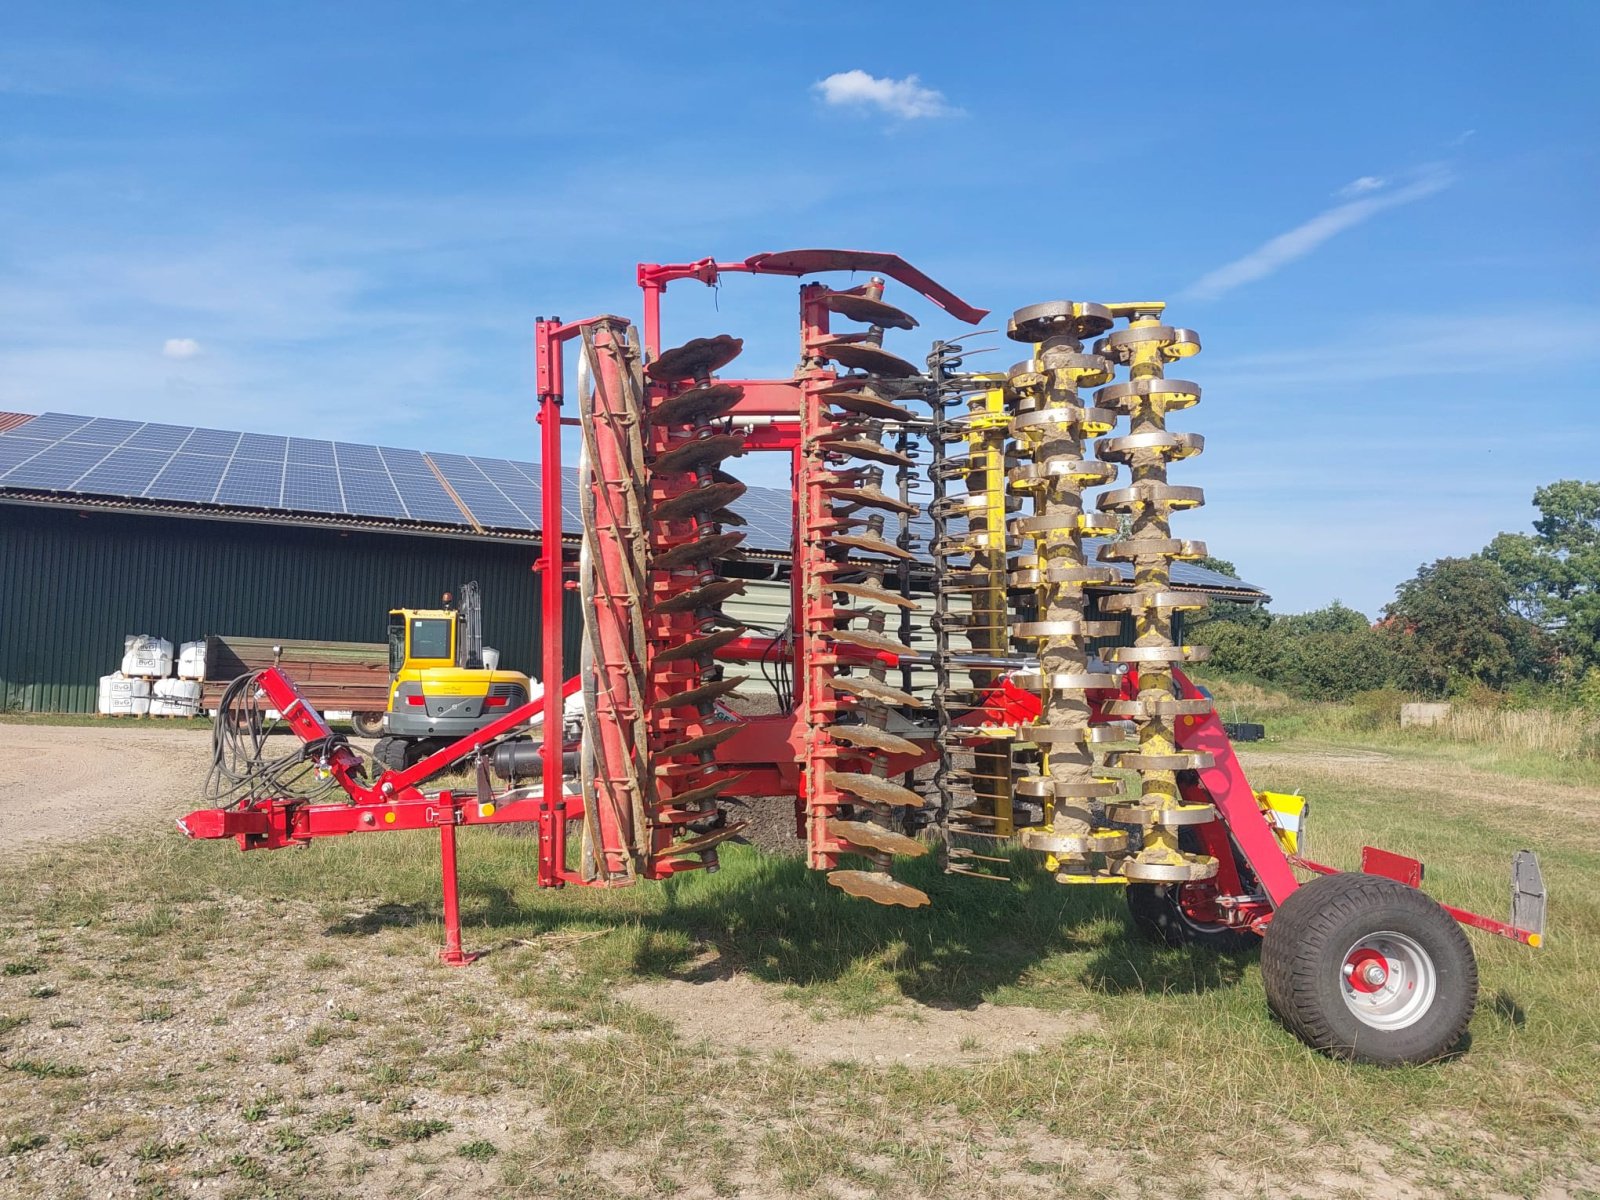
[1,720,1597,1198]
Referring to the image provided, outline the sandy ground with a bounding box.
[0,722,214,858]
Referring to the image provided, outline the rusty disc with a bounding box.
[826,870,931,908]
[666,773,746,809]
[824,483,917,515]
[653,480,748,521]
[649,531,745,571]
[657,821,749,858]
[823,292,919,330]
[825,532,917,561]
[647,334,744,382]
[830,820,928,857]
[816,438,915,468]
[652,382,745,426]
[651,675,746,709]
[831,581,919,610]
[825,389,917,421]
[654,433,747,475]
[651,578,746,614]
[709,506,747,527]
[816,339,920,378]
[828,723,922,756]
[653,626,748,665]
[826,771,924,809]
[652,723,741,760]
[824,629,911,658]
[828,675,925,708]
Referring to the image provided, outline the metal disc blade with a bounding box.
[652,382,745,426]
[709,507,747,526]
[657,821,749,858]
[823,629,911,658]
[649,531,746,570]
[653,723,742,759]
[817,340,920,378]
[830,820,928,857]
[654,433,747,474]
[666,773,747,808]
[828,723,922,756]
[826,771,924,808]
[823,293,919,330]
[651,675,746,709]
[816,438,915,467]
[828,675,925,708]
[647,334,744,382]
[825,390,918,421]
[827,870,931,908]
[653,626,747,664]
[830,582,919,610]
[825,532,917,561]
[651,578,746,614]
[653,480,748,521]
[824,483,917,515]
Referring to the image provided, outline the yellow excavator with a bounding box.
[366,582,532,771]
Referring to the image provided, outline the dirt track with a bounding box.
[0,722,213,857]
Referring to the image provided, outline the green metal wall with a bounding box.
[0,503,580,713]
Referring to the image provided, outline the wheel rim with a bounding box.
[1339,930,1437,1030]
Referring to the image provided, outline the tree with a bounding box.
[1382,556,1546,695]
[1484,480,1600,673]
[1278,601,1372,636]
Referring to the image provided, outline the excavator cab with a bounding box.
[370,582,532,771]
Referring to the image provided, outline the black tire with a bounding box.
[1261,872,1477,1065]
[1126,881,1261,952]
[371,737,409,773]
[350,711,386,738]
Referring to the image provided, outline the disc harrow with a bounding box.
[799,277,932,906]
[1091,306,1218,881]
[179,248,1546,1069]
[1003,303,1130,881]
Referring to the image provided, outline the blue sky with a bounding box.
[2,3,1595,614]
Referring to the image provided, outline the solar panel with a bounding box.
[0,436,51,473]
[216,459,283,508]
[339,468,409,519]
[283,463,343,513]
[287,437,335,466]
[75,448,171,495]
[182,428,243,456]
[236,432,288,461]
[430,454,535,529]
[3,441,112,489]
[334,442,384,471]
[392,473,466,524]
[65,417,141,445]
[126,423,191,451]
[13,413,90,438]
[147,454,228,503]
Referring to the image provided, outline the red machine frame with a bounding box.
[178,249,1542,963]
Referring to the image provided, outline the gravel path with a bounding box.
[0,721,213,858]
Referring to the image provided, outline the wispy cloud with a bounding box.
[812,70,957,119]
[1182,165,1454,301]
[1338,175,1386,198]
[161,337,201,359]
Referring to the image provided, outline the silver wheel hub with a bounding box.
[1339,930,1437,1031]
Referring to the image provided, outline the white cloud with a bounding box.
[162,337,201,359]
[812,70,956,119]
[1338,175,1386,198]
[1183,165,1453,301]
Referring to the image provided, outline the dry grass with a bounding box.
[0,727,1597,1198]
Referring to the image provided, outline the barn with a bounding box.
[0,410,1267,713]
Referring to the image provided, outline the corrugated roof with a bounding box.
[0,410,1267,598]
